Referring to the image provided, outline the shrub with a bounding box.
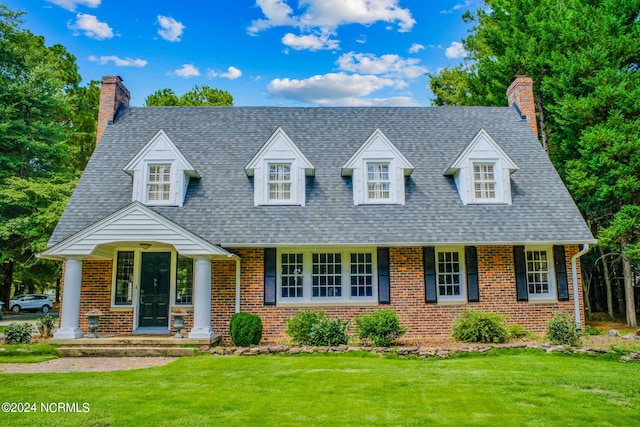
[4,322,33,344]
[37,314,56,337]
[285,310,327,345]
[308,317,350,346]
[229,312,263,347]
[507,323,530,340]
[354,309,408,347]
[546,312,580,346]
[452,310,509,343]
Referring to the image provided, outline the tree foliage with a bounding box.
[428,0,640,326]
[0,5,97,304]
[145,85,233,106]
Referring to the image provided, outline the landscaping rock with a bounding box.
[608,329,620,337]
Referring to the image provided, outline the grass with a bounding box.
[0,350,639,426]
[0,344,59,363]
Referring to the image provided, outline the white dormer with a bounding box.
[445,128,519,205]
[245,127,314,206]
[123,129,199,207]
[342,129,414,205]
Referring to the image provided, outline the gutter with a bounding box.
[235,258,241,313]
[571,244,590,332]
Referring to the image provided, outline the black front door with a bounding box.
[139,252,170,328]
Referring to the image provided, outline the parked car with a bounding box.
[9,294,53,313]
[0,301,3,320]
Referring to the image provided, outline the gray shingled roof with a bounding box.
[49,106,595,247]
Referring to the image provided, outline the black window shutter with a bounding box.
[377,248,390,304]
[554,245,569,301]
[465,246,479,302]
[264,248,277,306]
[513,245,528,301]
[424,247,437,303]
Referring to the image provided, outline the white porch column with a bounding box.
[53,256,84,339]
[189,256,214,339]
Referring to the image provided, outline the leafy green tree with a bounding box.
[145,85,233,106]
[428,0,640,326]
[0,5,89,305]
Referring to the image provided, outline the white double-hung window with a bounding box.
[472,162,496,201]
[147,164,172,202]
[525,247,555,300]
[436,248,466,302]
[367,162,391,201]
[268,163,292,201]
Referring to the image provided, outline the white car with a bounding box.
[9,294,53,313]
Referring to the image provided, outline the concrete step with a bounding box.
[57,346,196,358]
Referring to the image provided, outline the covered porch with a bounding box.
[40,202,240,341]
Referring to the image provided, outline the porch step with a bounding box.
[57,346,196,358]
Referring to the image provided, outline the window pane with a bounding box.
[350,252,373,297]
[268,163,292,201]
[526,250,551,296]
[312,253,342,298]
[437,250,462,298]
[115,251,134,305]
[367,162,391,200]
[473,163,496,200]
[281,253,304,298]
[176,255,193,304]
[148,164,171,201]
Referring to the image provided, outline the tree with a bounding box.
[428,0,640,325]
[145,85,233,106]
[0,5,91,305]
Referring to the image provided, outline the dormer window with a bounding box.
[245,127,314,206]
[367,162,391,201]
[342,129,414,206]
[445,129,518,205]
[148,164,172,202]
[472,162,496,201]
[124,130,199,207]
[268,163,292,201]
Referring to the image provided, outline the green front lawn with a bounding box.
[0,350,638,426]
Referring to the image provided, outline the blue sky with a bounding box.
[6,0,478,107]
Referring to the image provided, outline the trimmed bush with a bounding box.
[4,322,33,344]
[285,310,327,346]
[507,323,530,340]
[452,310,509,343]
[309,317,350,346]
[546,312,580,346]
[229,312,262,347]
[355,309,408,347]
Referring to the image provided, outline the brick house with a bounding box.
[42,76,595,344]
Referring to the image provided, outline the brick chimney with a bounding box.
[96,76,130,144]
[506,76,538,138]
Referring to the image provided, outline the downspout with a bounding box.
[571,244,590,332]
[235,258,241,313]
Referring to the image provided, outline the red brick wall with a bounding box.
[70,245,584,344]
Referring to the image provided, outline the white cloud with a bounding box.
[68,14,114,40]
[445,41,466,59]
[89,55,147,67]
[170,64,200,78]
[337,52,427,79]
[47,0,100,12]
[440,0,474,14]
[157,15,186,42]
[408,43,425,54]
[208,66,243,80]
[282,31,339,51]
[267,72,413,105]
[248,0,297,34]
[249,0,415,34]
